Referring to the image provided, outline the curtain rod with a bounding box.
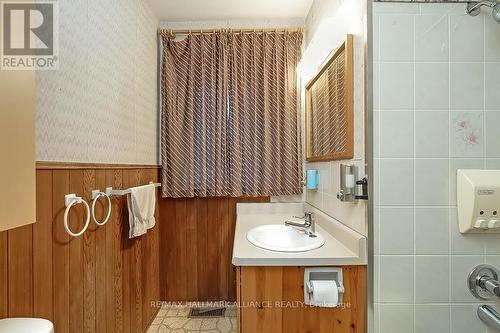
[158,27,304,37]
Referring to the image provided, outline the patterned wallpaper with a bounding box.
[36,0,159,164]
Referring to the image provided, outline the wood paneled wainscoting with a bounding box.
[159,197,269,302]
[0,164,161,333]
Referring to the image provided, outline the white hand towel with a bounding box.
[127,183,156,238]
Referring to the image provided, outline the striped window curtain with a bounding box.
[160,31,303,198]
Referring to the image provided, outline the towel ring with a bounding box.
[64,194,90,237]
[91,190,112,226]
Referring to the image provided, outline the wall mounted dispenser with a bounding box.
[304,267,344,307]
[306,169,320,190]
[337,164,357,201]
[337,164,368,201]
[457,169,500,233]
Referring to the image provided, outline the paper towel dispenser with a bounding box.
[457,169,500,233]
[304,267,344,307]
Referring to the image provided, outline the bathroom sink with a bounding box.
[246,224,325,252]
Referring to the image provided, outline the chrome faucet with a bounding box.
[478,275,500,297]
[285,212,316,237]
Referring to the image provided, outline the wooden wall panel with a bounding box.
[0,232,7,318]
[94,170,107,333]
[121,170,132,333]
[33,170,53,321]
[159,196,270,301]
[109,169,124,333]
[69,170,84,333]
[0,166,161,333]
[83,169,97,333]
[7,224,33,317]
[52,170,70,333]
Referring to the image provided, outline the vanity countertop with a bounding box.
[232,202,367,267]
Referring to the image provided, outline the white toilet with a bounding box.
[0,318,54,333]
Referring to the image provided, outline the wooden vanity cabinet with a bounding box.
[236,266,366,333]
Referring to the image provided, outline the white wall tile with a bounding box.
[374,14,380,62]
[305,188,322,208]
[415,15,449,62]
[450,63,484,110]
[415,159,449,206]
[373,303,380,333]
[415,257,450,303]
[380,256,414,303]
[485,16,500,61]
[380,304,414,333]
[485,256,500,273]
[374,63,380,110]
[485,64,500,110]
[380,159,414,205]
[450,15,484,62]
[419,3,466,15]
[379,14,414,61]
[415,111,449,157]
[449,158,484,205]
[415,63,449,110]
[415,305,450,333]
[486,159,500,169]
[415,208,449,255]
[380,208,414,254]
[379,63,414,109]
[374,159,380,208]
[450,111,484,158]
[485,112,500,157]
[450,208,485,255]
[374,3,500,333]
[451,304,487,333]
[451,256,484,302]
[374,208,380,255]
[374,3,420,14]
[379,111,414,157]
[374,3,499,332]
[374,110,380,158]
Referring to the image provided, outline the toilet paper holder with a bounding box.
[304,267,345,307]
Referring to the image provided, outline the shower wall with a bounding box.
[373,2,500,333]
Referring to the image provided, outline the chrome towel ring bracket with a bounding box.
[64,194,91,237]
[91,190,112,226]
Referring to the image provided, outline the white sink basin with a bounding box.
[246,224,325,252]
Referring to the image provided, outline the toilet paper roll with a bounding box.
[311,280,339,307]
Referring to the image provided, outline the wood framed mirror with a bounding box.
[305,34,354,162]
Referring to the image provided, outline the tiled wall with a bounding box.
[36,0,158,164]
[374,2,500,333]
[303,0,367,236]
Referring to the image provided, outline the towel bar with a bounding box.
[105,182,160,197]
